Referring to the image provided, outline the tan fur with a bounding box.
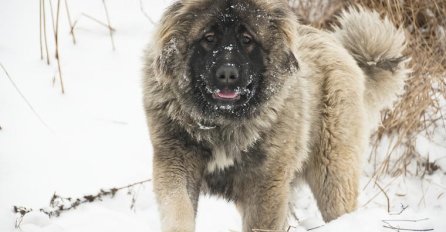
[142,2,408,231]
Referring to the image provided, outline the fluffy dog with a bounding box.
[142,0,408,231]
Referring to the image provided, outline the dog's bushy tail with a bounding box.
[333,7,409,126]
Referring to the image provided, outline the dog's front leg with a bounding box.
[153,144,204,232]
[238,168,292,232]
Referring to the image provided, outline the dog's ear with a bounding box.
[152,2,189,78]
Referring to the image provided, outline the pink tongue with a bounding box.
[217,90,239,99]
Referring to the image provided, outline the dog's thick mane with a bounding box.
[143,0,304,151]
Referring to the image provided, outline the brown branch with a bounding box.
[252,229,285,232]
[375,181,390,213]
[383,225,433,231]
[64,0,76,44]
[389,203,409,215]
[13,206,32,229]
[251,226,298,232]
[73,13,116,31]
[383,218,428,223]
[53,0,65,93]
[40,0,43,60]
[383,218,433,231]
[307,225,325,231]
[42,0,50,65]
[362,177,398,208]
[12,178,152,227]
[102,0,115,50]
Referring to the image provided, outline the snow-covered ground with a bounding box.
[1,1,445,232]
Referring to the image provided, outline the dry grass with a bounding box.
[290,0,446,178]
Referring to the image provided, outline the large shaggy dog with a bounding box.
[142,0,408,231]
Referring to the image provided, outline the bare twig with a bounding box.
[53,0,65,93]
[383,225,433,231]
[389,204,409,215]
[48,0,56,33]
[362,176,398,208]
[375,181,390,213]
[102,0,115,50]
[307,224,325,231]
[72,13,116,33]
[0,63,52,131]
[13,179,151,221]
[13,206,32,229]
[64,0,76,44]
[40,0,43,60]
[139,0,155,25]
[42,0,50,65]
[383,218,428,223]
[382,218,433,231]
[251,226,297,232]
[252,229,285,232]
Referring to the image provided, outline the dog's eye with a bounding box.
[241,34,252,45]
[204,33,216,43]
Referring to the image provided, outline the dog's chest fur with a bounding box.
[207,145,240,172]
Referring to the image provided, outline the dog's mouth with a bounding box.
[201,82,256,109]
[212,89,241,101]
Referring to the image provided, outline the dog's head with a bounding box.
[152,0,299,120]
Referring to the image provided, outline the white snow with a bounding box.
[1,1,445,232]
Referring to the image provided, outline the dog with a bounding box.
[142,1,408,231]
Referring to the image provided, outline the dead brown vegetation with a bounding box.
[290,0,446,178]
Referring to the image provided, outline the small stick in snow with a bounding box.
[12,178,151,221]
[13,206,32,229]
[251,226,297,232]
[383,218,428,223]
[0,63,52,131]
[54,0,65,93]
[139,0,155,25]
[70,12,116,41]
[362,176,398,208]
[39,0,43,60]
[48,0,65,93]
[42,0,51,65]
[74,13,116,31]
[252,229,284,232]
[375,181,390,213]
[307,225,325,231]
[383,225,433,231]
[102,0,115,50]
[389,203,409,215]
[382,218,433,231]
[64,0,76,44]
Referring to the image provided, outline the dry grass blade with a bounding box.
[102,0,115,50]
[42,0,50,65]
[53,0,65,93]
[74,13,116,31]
[375,181,390,213]
[139,0,155,25]
[64,0,76,44]
[39,0,43,60]
[289,0,446,180]
[12,179,151,223]
[0,63,52,131]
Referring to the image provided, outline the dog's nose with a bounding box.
[215,64,239,85]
